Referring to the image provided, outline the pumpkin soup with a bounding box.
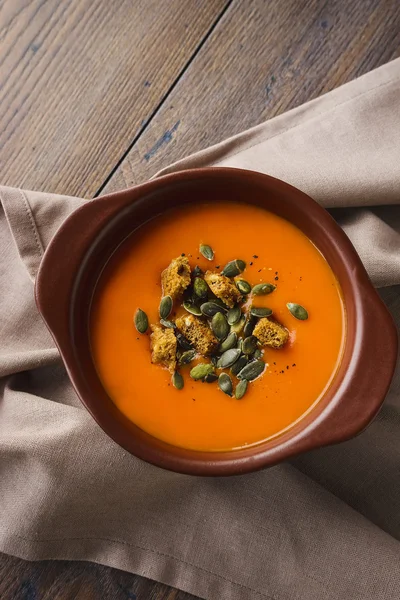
[90,202,345,451]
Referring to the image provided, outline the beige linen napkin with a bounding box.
[1,58,400,600]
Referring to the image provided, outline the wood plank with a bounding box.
[0,552,201,600]
[0,0,228,196]
[103,0,400,194]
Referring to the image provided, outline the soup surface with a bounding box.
[91,202,345,451]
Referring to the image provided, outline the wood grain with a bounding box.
[102,0,400,194]
[0,552,201,600]
[0,0,227,196]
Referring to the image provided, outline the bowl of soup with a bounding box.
[35,168,397,475]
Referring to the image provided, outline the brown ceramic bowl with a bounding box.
[35,168,398,476]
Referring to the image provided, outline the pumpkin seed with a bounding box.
[235,379,248,399]
[222,259,246,278]
[252,283,276,295]
[236,279,251,295]
[200,244,214,261]
[160,318,175,329]
[243,315,257,337]
[237,360,265,381]
[217,348,242,369]
[212,298,229,310]
[159,295,173,319]
[183,301,202,316]
[134,308,148,334]
[227,305,242,325]
[253,348,263,359]
[242,335,258,355]
[250,307,273,318]
[236,338,243,352]
[204,373,218,383]
[212,312,230,341]
[175,331,193,351]
[193,277,209,299]
[287,302,309,320]
[193,265,204,277]
[200,301,226,317]
[172,371,184,390]
[179,349,196,365]
[231,355,248,376]
[219,332,237,353]
[190,363,215,380]
[231,315,246,334]
[218,373,233,396]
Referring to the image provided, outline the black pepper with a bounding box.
[253,254,259,258]
[249,262,253,266]
[275,276,279,281]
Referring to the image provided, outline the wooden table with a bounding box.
[0,0,399,598]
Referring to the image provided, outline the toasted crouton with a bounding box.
[175,314,218,356]
[150,325,177,373]
[253,318,289,349]
[161,256,191,300]
[204,271,242,308]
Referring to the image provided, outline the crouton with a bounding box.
[150,325,177,373]
[253,318,289,349]
[175,314,218,356]
[204,271,242,308]
[161,256,191,300]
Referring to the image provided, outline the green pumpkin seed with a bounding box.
[183,301,202,316]
[218,373,233,396]
[217,348,242,369]
[160,318,175,329]
[172,371,184,390]
[204,373,218,383]
[287,303,309,320]
[242,335,258,355]
[250,307,273,318]
[231,315,246,334]
[212,298,229,310]
[243,315,257,337]
[227,305,242,325]
[134,308,148,334]
[236,279,251,295]
[193,277,209,299]
[231,355,248,376]
[190,363,215,380]
[193,265,204,277]
[212,312,230,341]
[235,379,248,399]
[200,301,226,317]
[159,295,173,319]
[252,283,276,295]
[179,349,196,365]
[253,348,263,359]
[237,360,265,381]
[200,244,214,261]
[222,259,246,278]
[236,338,243,351]
[219,332,237,353]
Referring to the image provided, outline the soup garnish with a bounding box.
[134,243,308,399]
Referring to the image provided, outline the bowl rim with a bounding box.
[35,167,398,475]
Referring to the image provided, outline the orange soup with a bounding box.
[90,202,345,451]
